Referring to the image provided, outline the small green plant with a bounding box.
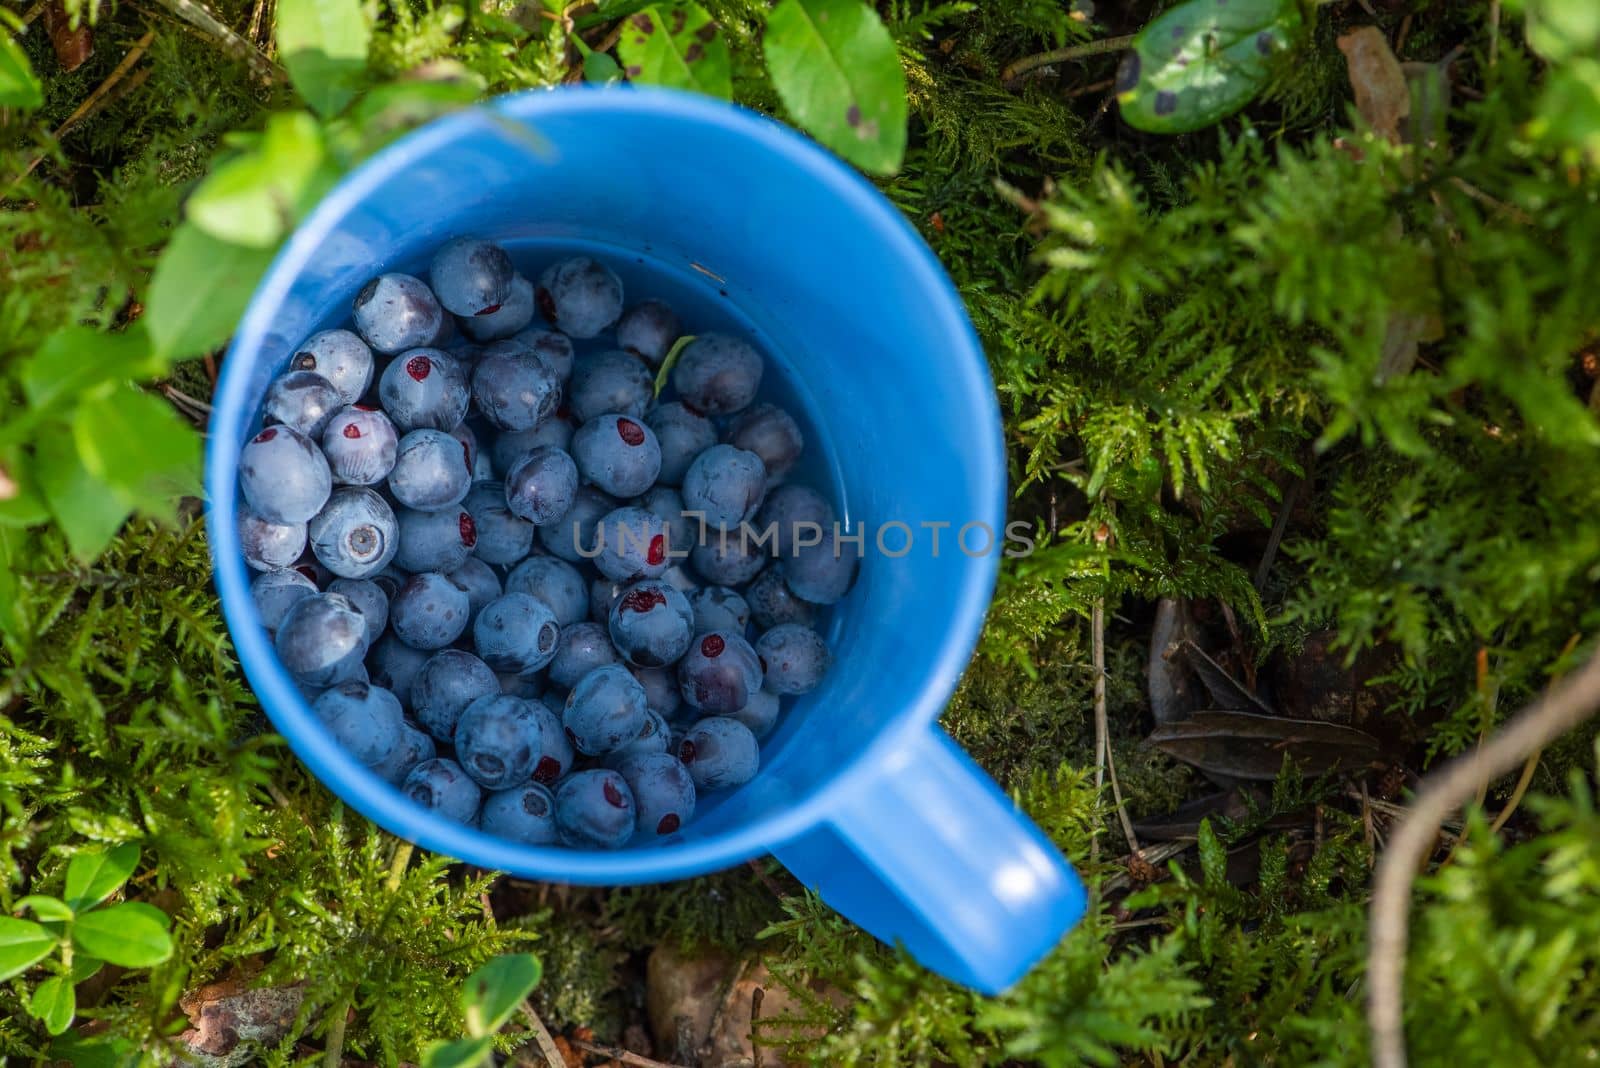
[421,953,543,1068]
[0,844,173,1036]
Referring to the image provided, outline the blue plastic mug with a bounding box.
[207,88,1085,993]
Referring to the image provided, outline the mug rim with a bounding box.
[207,87,1006,883]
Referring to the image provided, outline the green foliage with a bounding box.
[617,5,733,99]
[421,952,543,1067]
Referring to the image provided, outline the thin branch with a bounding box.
[1487,751,1541,835]
[1489,0,1501,68]
[1092,600,1140,856]
[322,993,351,1068]
[569,1037,688,1068]
[516,999,567,1068]
[1254,473,1304,591]
[1002,35,1134,85]
[1367,643,1600,1068]
[384,841,414,892]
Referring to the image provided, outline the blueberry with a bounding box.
[455,694,543,789]
[265,371,342,438]
[499,672,544,699]
[389,428,473,512]
[251,567,318,632]
[480,782,558,844]
[538,485,618,563]
[646,403,717,487]
[367,631,431,706]
[754,483,837,558]
[491,413,577,477]
[536,256,623,338]
[505,556,589,627]
[609,579,693,667]
[678,717,760,791]
[618,752,695,837]
[604,708,671,766]
[593,506,671,582]
[689,531,767,587]
[754,623,831,695]
[453,482,527,567]
[449,556,503,629]
[309,487,400,579]
[276,592,370,686]
[411,648,499,741]
[240,426,332,525]
[527,698,575,784]
[471,349,561,431]
[689,586,750,635]
[430,237,514,317]
[637,486,696,559]
[390,572,471,650]
[590,576,623,624]
[314,681,404,766]
[508,327,576,382]
[329,578,390,644]
[402,757,481,823]
[677,631,762,714]
[548,621,623,689]
[353,274,445,355]
[322,406,400,485]
[505,445,580,525]
[378,349,470,432]
[725,404,804,482]
[240,508,306,572]
[780,530,859,605]
[374,719,437,785]
[671,334,763,415]
[682,445,766,529]
[475,593,561,675]
[290,329,374,405]
[615,299,681,367]
[394,504,475,574]
[729,688,781,740]
[572,414,662,498]
[554,769,635,849]
[629,665,683,721]
[563,664,647,755]
[568,350,654,423]
[661,564,702,596]
[744,566,816,630]
[459,274,536,342]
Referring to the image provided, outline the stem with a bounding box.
[1002,35,1135,84]
[385,841,414,892]
[323,993,350,1068]
[1367,643,1600,1068]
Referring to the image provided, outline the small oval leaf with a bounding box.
[461,953,542,1036]
[70,903,174,969]
[30,975,75,1036]
[0,917,59,981]
[64,843,140,912]
[1117,0,1303,135]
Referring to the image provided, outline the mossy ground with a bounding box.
[4,0,1600,1064]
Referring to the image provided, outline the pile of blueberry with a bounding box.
[236,239,851,850]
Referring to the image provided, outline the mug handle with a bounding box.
[772,726,1088,994]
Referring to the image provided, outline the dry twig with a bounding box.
[569,1036,688,1068]
[1002,35,1134,85]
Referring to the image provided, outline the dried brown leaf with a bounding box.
[1337,26,1409,143]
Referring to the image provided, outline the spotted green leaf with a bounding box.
[618,5,731,99]
[1116,0,1303,135]
[764,0,908,175]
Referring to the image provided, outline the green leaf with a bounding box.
[618,5,732,99]
[64,843,140,912]
[16,896,74,922]
[764,0,908,175]
[72,389,201,517]
[420,1037,494,1068]
[583,48,623,84]
[0,32,43,109]
[0,916,59,981]
[69,955,104,983]
[276,0,370,117]
[0,446,51,529]
[36,426,133,560]
[46,1034,138,1068]
[1116,0,1303,134]
[20,325,163,413]
[0,527,23,642]
[145,223,276,360]
[461,953,541,1036]
[653,334,695,397]
[1520,0,1600,63]
[29,975,75,1036]
[188,112,328,247]
[70,902,173,969]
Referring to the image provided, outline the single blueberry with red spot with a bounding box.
[309,487,399,579]
[618,751,696,837]
[353,273,444,355]
[455,693,543,789]
[462,480,536,565]
[460,273,537,342]
[240,425,332,525]
[593,505,672,582]
[389,571,471,651]
[411,648,499,742]
[536,256,624,339]
[402,757,481,823]
[572,414,662,498]
[479,781,558,844]
[609,578,693,667]
[429,236,514,317]
[678,716,760,791]
[554,769,635,849]
[567,350,654,423]
[321,406,399,485]
[527,698,575,784]
[474,592,561,675]
[637,485,695,557]
[378,348,470,432]
[671,333,763,415]
[645,402,717,487]
[388,428,473,512]
[677,630,762,714]
[562,663,649,755]
[394,503,476,575]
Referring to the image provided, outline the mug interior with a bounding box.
[208,89,1004,882]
